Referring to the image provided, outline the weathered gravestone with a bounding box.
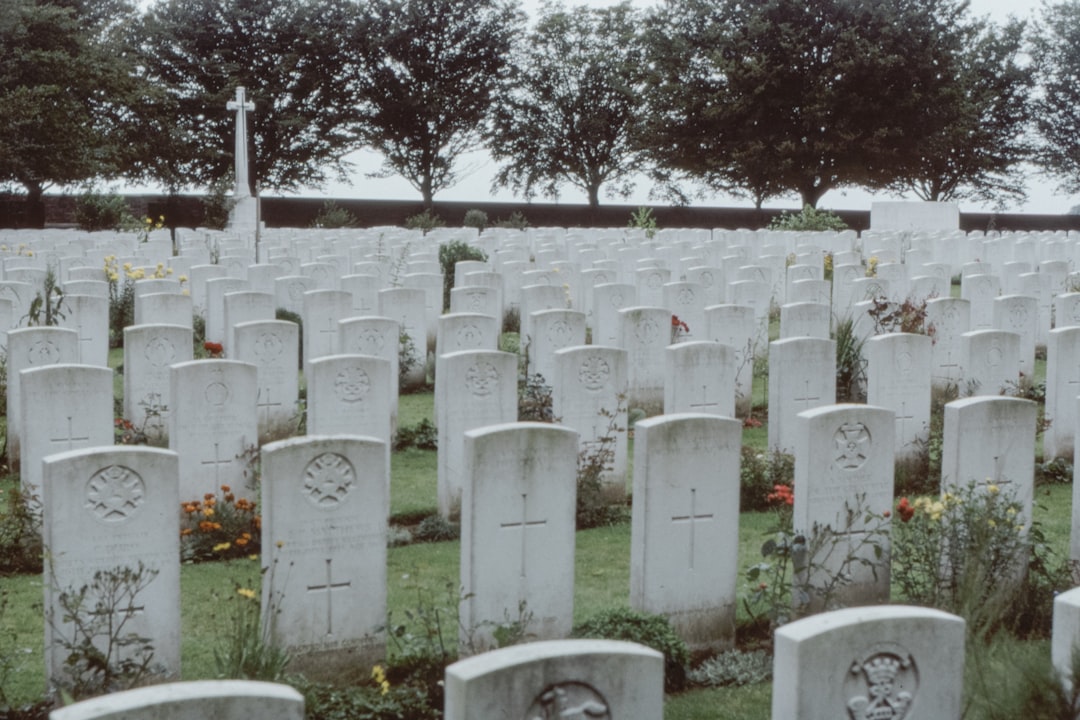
[960,329,1020,397]
[43,447,181,694]
[261,436,387,678]
[49,680,304,720]
[772,605,965,720]
[941,396,1036,527]
[302,290,354,376]
[6,326,78,464]
[20,365,113,496]
[663,341,735,418]
[1047,326,1080,460]
[768,337,836,453]
[378,287,426,388]
[223,291,275,354]
[437,350,518,518]
[233,320,300,441]
[865,333,932,460]
[618,306,671,416]
[59,294,108,367]
[591,282,637,348]
[169,360,258,500]
[704,304,757,415]
[133,292,192,328]
[631,414,741,651]
[123,324,193,441]
[306,355,392,478]
[443,640,663,720]
[927,297,970,389]
[793,404,894,612]
[459,423,579,653]
[527,309,586,387]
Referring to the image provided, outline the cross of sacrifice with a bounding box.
[226,87,255,199]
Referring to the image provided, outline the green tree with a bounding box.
[487,1,647,208]
[346,0,523,207]
[888,19,1033,206]
[134,0,361,196]
[0,0,141,226]
[640,0,983,208]
[1031,0,1080,197]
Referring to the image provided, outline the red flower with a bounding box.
[204,341,224,357]
[882,510,891,518]
[897,497,915,523]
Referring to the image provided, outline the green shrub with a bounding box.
[312,201,358,229]
[275,309,303,368]
[628,206,658,239]
[688,649,772,688]
[412,514,459,543]
[437,240,488,312]
[404,209,444,234]
[201,178,235,230]
[462,209,488,230]
[572,608,689,692]
[768,204,847,231]
[393,419,437,451]
[75,187,135,232]
[491,211,529,230]
[296,676,438,720]
[0,484,42,576]
[833,317,866,403]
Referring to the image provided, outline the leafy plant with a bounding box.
[404,209,444,235]
[462,209,487,230]
[412,515,459,543]
[381,580,459,713]
[833,316,866,403]
[437,240,488,312]
[628,206,658,238]
[213,581,289,682]
[739,448,795,513]
[296,675,438,720]
[575,401,627,530]
[865,295,936,337]
[490,211,529,230]
[518,373,555,423]
[393,419,437,451]
[0,485,41,576]
[398,330,422,392]
[24,268,65,327]
[49,562,160,698]
[311,201,358,229]
[767,204,847,231]
[74,187,134,232]
[688,649,772,688]
[201,178,235,230]
[572,608,689,692]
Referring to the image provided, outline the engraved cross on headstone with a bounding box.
[226,87,255,199]
[50,416,90,451]
[499,493,547,579]
[895,400,915,444]
[307,558,351,636]
[670,488,714,570]
[319,315,338,356]
[793,379,821,410]
[689,383,722,412]
[257,386,282,425]
[200,442,231,488]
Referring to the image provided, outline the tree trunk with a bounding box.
[421,175,434,210]
[800,184,828,209]
[587,184,600,209]
[23,181,45,229]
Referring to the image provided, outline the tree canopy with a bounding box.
[346,0,523,207]
[0,0,141,220]
[1031,0,1080,197]
[640,0,1006,208]
[135,0,361,195]
[487,1,647,208]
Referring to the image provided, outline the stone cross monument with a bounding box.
[226,86,258,236]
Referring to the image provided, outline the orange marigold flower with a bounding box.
[220,485,231,493]
[235,537,249,546]
[253,516,261,530]
[212,522,221,530]
[199,521,215,532]
[224,493,235,503]
[180,528,193,536]
[204,493,214,501]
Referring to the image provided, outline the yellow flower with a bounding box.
[248,554,259,561]
[108,272,119,282]
[166,268,174,275]
[213,542,231,552]
[372,665,390,695]
[202,507,215,517]
[182,289,190,296]
[236,587,257,600]
[123,262,132,271]
[987,519,997,528]
[1006,507,1017,517]
[1016,524,1025,533]
[275,540,284,548]
[179,274,188,283]
[25,251,32,257]
[987,484,999,495]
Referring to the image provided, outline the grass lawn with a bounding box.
[0,346,1070,717]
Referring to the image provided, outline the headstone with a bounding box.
[48,680,304,720]
[302,290,354,374]
[617,307,671,416]
[443,640,663,720]
[993,294,1037,378]
[552,345,629,496]
[43,447,181,694]
[58,294,109,367]
[768,337,836,452]
[437,350,518,518]
[631,414,742,650]
[261,435,387,677]
[133,292,193,328]
[6,326,78,464]
[123,324,194,441]
[793,404,894,611]
[223,291,275,354]
[306,355,392,472]
[941,396,1036,526]
[663,341,735,417]
[1045,326,1080,460]
[527,309,586,386]
[591,283,637,347]
[338,317,400,432]
[233,320,301,441]
[20,364,113,496]
[378,287,426,388]
[960,329,1020,397]
[169,360,258,500]
[865,333,932,460]
[779,301,831,339]
[772,605,965,720]
[459,423,579,652]
[705,304,758,415]
[926,297,970,389]
[1053,586,1080,689]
